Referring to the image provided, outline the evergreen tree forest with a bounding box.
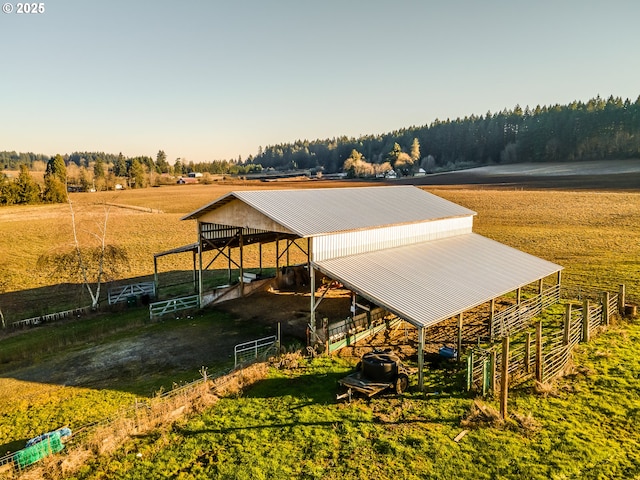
[1,95,639,205]
[251,95,640,173]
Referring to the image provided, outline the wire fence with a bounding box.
[0,346,276,476]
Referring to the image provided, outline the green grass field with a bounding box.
[1,182,639,479]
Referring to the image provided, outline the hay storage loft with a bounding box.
[172,186,562,389]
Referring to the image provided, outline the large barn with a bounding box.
[176,185,562,388]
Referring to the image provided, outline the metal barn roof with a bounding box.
[313,233,562,329]
[182,186,476,237]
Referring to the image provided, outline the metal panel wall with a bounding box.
[312,216,473,261]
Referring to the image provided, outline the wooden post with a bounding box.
[538,278,544,294]
[490,350,497,394]
[619,284,626,316]
[309,264,316,344]
[500,335,509,419]
[489,298,495,340]
[239,230,244,293]
[516,287,522,305]
[564,303,572,345]
[259,243,263,275]
[197,227,203,304]
[535,321,543,383]
[602,292,610,326]
[418,327,425,391]
[582,299,590,342]
[524,332,531,372]
[457,313,464,362]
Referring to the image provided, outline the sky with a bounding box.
[2,0,639,164]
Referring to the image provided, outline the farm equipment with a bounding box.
[337,350,409,401]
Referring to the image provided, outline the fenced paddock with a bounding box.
[468,286,621,394]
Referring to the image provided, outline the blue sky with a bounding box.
[2,0,639,163]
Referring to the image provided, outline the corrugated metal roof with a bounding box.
[181,186,476,237]
[313,233,562,329]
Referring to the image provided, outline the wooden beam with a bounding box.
[535,321,543,383]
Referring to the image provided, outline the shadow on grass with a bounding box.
[0,438,28,457]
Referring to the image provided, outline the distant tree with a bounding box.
[420,155,436,173]
[410,138,421,163]
[174,158,184,175]
[156,150,170,174]
[16,165,41,204]
[94,157,105,179]
[46,154,67,183]
[128,159,147,188]
[113,153,127,177]
[343,149,374,178]
[386,143,404,167]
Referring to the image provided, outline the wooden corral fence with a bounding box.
[8,306,92,329]
[491,284,561,340]
[468,287,621,394]
[326,308,401,353]
[108,282,156,305]
[149,295,200,320]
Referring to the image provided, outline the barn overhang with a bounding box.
[312,233,563,330]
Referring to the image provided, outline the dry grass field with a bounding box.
[1,177,639,478]
[1,178,638,322]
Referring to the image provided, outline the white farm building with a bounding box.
[170,186,562,388]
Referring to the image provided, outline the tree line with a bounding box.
[250,95,640,175]
[2,94,639,204]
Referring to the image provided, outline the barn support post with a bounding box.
[309,263,316,346]
[192,250,197,293]
[564,303,572,345]
[500,335,509,419]
[239,229,244,293]
[457,313,463,362]
[227,246,232,284]
[275,236,280,272]
[418,327,425,391]
[516,287,522,305]
[153,256,159,293]
[197,223,203,302]
[259,243,263,275]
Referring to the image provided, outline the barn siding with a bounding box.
[312,216,473,261]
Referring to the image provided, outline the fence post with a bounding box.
[500,336,509,420]
[524,332,531,373]
[582,299,590,342]
[602,292,610,326]
[564,303,572,345]
[619,284,626,316]
[490,350,497,394]
[535,321,543,383]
